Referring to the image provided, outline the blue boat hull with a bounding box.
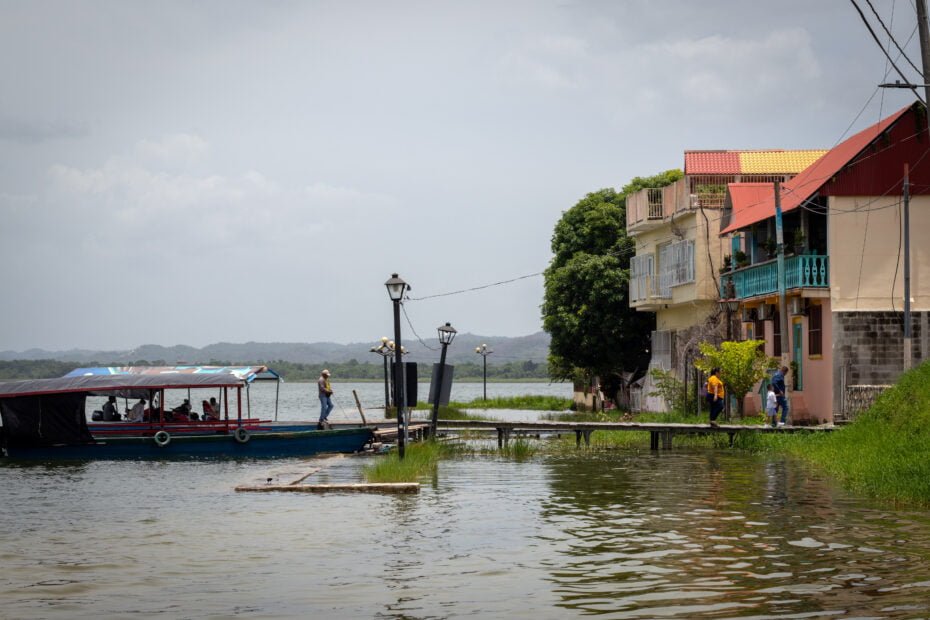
[4,427,374,460]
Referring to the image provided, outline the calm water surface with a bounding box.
[4,383,930,618]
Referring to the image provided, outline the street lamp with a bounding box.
[370,336,392,414]
[719,279,740,341]
[475,343,492,401]
[385,273,410,459]
[430,322,457,437]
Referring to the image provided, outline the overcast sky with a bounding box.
[0,0,924,352]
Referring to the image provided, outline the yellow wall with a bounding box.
[633,209,728,310]
[830,195,930,311]
[657,301,716,331]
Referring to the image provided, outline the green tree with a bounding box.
[693,340,775,416]
[542,174,680,384]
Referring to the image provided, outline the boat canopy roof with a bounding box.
[0,372,247,400]
[62,365,282,383]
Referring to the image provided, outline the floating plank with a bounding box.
[235,482,419,494]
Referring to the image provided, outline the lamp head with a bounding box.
[384,273,409,301]
[437,322,457,345]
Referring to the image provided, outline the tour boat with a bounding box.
[0,366,373,460]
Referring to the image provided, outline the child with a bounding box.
[765,385,778,428]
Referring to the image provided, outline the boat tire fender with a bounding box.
[234,428,250,444]
[154,430,171,448]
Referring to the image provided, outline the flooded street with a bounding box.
[2,447,930,618]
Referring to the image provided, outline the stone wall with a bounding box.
[833,311,929,417]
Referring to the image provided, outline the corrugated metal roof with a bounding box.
[721,104,916,235]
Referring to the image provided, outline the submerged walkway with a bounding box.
[434,419,834,450]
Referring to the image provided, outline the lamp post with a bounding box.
[720,279,740,341]
[475,343,492,401]
[385,273,410,459]
[370,336,392,414]
[431,322,457,437]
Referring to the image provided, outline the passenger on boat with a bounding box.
[202,397,220,420]
[126,398,145,422]
[102,396,121,421]
[144,400,161,421]
[170,399,192,422]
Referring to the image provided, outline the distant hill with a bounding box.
[0,332,551,366]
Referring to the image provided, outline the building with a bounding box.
[720,102,930,422]
[626,149,826,411]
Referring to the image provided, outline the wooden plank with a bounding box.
[235,483,420,494]
[352,390,367,425]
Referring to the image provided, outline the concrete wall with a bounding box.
[830,195,930,311]
[831,310,930,415]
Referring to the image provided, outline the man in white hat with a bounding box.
[317,369,334,428]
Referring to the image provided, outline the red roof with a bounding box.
[721,104,919,234]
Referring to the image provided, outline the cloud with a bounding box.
[499,34,590,90]
[135,133,209,167]
[0,116,87,143]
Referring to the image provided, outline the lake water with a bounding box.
[4,382,930,618]
[86,380,573,423]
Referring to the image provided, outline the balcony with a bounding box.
[720,254,829,300]
[626,179,690,233]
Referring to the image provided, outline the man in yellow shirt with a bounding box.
[706,368,725,427]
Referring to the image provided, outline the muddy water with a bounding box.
[1,448,929,618]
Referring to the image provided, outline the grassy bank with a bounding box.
[773,362,930,505]
[412,394,572,418]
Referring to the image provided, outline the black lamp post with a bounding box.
[475,343,492,401]
[385,273,409,459]
[370,336,392,414]
[720,279,740,341]
[430,322,457,437]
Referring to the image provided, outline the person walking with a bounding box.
[765,384,778,428]
[772,365,790,427]
[706,368,725,427]
[317,369,334,429]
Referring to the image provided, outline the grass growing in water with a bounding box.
[362,440,468,483]
[415,395,570,412]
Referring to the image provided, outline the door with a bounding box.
[792,320,803,391]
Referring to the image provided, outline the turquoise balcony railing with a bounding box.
[720,254,828,299]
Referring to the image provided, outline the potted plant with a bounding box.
[733,250,749,268]
[719,254,731,274]
[792,229,806,254]
[762,237,777,259]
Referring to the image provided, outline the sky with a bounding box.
[0,0,926,352]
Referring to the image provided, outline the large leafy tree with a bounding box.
[542,172,681,383]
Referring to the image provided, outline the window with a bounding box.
[630,254,655,302]
[772,310,782,357]
[808,304,823,356]
[658,239,695,296]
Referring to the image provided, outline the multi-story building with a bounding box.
[720,102,930,423]
[627,149,826,411]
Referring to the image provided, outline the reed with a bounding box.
[362,440,468,483]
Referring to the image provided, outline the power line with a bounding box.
[865,0,922,75]
[849,0,926,104]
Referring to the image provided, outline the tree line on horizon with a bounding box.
[0,359,551,382]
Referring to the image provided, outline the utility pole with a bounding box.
[904,164,912,370]
[774,181,789,366]
[917,0,930,104]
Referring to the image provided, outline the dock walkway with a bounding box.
[433,419,833,450]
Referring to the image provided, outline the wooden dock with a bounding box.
[434,419,833,450]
